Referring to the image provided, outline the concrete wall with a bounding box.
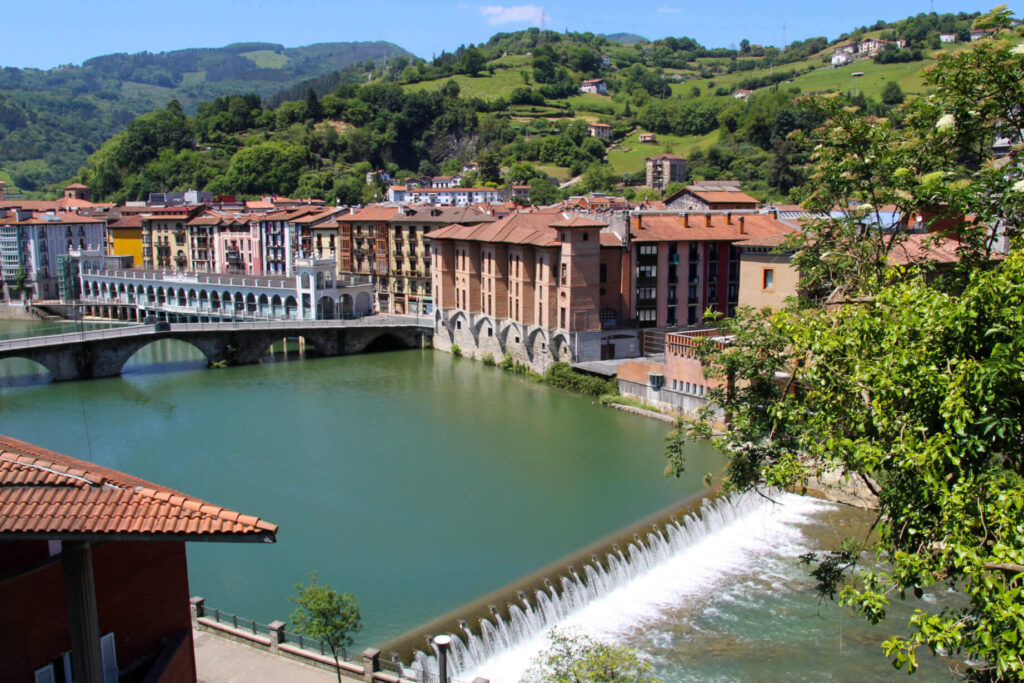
[738,251,798,311]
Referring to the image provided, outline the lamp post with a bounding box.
[433,634,451,683]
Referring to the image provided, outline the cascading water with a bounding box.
[406,492,786,682]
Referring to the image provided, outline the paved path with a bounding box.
[193,629,337,683]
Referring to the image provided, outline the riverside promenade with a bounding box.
[194,629,336,683]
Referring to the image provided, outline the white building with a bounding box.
[579,78,607,95]
[0,209,107,301]
[386,186,504,206]
[831,51,851,67]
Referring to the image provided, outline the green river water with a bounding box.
[0,320,957,680]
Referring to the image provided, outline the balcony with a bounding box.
[636,276,657,287]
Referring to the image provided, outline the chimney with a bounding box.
[704,213,711,227]
[682,213,689,228]
[726,212,732,224]
[770,210,778,220]
[631,214,642,232]
[738,215,745,234]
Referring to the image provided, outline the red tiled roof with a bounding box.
[631,213,795,243]
[887,234,963,266]
[429,211,565,247]
[0,435,277,542]
[108,215,144,229]
[550,215,608,229]
[64,183,89,190]
[337,206,401,222]
[1,212,106,225]
[685,189,760,204]
[736,232,796,248]
[600,232,624,247]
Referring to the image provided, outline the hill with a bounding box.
[0,41,411,192]
[68,11,1023,206]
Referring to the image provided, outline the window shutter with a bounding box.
[34,665,55,683]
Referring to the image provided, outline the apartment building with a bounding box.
[388,205,495,315]
[140,207,203,271]
[336,205,400,312]
[645,154,687,191]
[629,211,796,327]
[429,211,622,370]
[0,209,107,301]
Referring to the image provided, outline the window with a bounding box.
[560,307,567,328]
[582,232,589,241]
[762,268,775,291]
[600,263,607,283]
[560,263,567,285]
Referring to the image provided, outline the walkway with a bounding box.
[0,315,430,353]
[194,629,338,683]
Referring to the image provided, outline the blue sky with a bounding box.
[0,1,1009,69]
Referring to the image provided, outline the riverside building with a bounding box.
[428,211,636,371]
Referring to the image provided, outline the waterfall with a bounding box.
[404,492,789,682]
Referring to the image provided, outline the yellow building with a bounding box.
[736,233,799,311]
[139,210,195,271]
[106,215,144,267]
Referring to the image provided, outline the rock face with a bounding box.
[807,469,879,510]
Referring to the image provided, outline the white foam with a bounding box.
[451,493,832,682]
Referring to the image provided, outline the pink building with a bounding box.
[214,216,263,276]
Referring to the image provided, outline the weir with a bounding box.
[379,488,781,679]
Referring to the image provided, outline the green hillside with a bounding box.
[0,41,411,193]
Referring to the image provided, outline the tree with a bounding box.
[528,176,560,205]
[478,151,501,184]
[521,628,660,683]
[881,80,904,105]
[667,36,1024,680]
[304,88,322,121]
[290,573,362,683]
[459,47,487,76]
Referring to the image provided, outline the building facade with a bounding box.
[0,209,107,301]
[664,182,760,211]
[645,154,687,191]
[429,212,630,371]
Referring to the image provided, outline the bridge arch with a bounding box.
[119,337,217,375]
[359,331,409,354]
[0,356,56,385]
[551,332,572,362]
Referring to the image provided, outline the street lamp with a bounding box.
[433,635,451,683]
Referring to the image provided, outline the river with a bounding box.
[0,321,956,680]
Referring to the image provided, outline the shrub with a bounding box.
[543,362,617,397]
[499,353,515,370]
[481,352,496,366]
[450,344,462,357]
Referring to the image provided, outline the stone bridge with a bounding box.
[0,316,432,382]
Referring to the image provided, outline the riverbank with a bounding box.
[0,303,45,321]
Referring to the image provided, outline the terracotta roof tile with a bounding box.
[0,435,276,542]
[632,214,795,243]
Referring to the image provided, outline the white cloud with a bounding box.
[656,6,681,12]
[480,4,545,25]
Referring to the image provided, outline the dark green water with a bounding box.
[0,325,719,647]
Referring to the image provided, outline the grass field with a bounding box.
[534,164,572,181]
[608,129,721,174]
[403,66,529,100]
[241,50,290,69]
[180,70,206,88]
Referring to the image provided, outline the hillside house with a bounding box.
[940,33,957,43]
[579,78,607,95]
[587,122,612,139]
[638,133,657,143]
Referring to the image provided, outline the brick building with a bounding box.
[645,154,687,191]
[428,211,636,370]
[0,434,277,683]
[629,211,795,327]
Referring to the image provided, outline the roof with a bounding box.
[736,232,795,249]
[631,213,795,243]
[64,183,90,190]
[245,200,276,210]
[337,205,401,223]
[887,234,963,266]
[0,435,277,542]
[108,215,144,229]
[581,78,605,84]
[667,185,760,206]
[391,205,496,225]
[0,211,106,226]
[647,154,684,161]
[428,211,578,247]
[550,215,608,229]
[600,231,624,247]
[588,122,612,128]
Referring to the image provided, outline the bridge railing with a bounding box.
[0,316,432,351]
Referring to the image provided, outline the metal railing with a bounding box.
[280,629,360,663]
[204,607,271,639]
